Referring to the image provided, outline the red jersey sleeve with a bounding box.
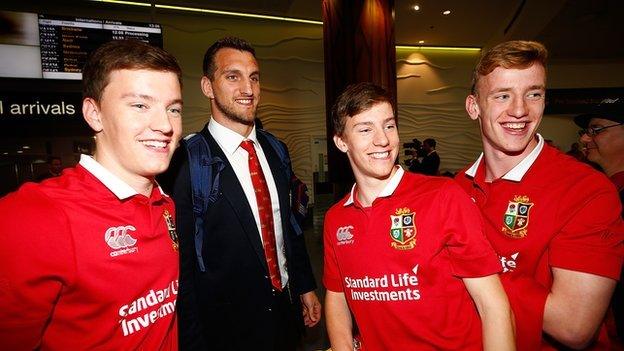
[440,180,501,278]
[550,179,624,279]
[323,208,344,292]
[0,185,77,349]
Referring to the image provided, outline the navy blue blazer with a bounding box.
[164,125,316,351]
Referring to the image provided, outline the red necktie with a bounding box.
[240,140,282,291]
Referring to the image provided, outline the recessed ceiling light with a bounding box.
[22,145,31,149]
[442,10,451,15]
[17,150,23,154]
[2,152,8,155]
[413,5,420,11]
[418,40,425,44]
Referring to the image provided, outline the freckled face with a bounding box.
[466,63,546,157]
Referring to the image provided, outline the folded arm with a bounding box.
[543,268,616,349]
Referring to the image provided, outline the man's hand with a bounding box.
[300,291,321,327]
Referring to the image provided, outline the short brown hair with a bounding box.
[332,82,394,136]
[471,40,547,95]
[202,37,256,79]
[82,39,182,102]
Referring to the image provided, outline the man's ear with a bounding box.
[333,134,348,153]
[465,95,480,121]
[82,97,103,132]
[200,76,214,99]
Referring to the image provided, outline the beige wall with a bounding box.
[4,3,623,189]
[395,48,481,173]
[157,13,325,196]
[396,49,624,172]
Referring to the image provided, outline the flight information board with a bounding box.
[38,14,162,79]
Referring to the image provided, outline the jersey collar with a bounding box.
[79,155,166,200]
[344,166,405,206]
[208,117,258,155]
[465,134,545,182]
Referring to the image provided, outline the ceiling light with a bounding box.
[418,40,425,44]
[91,1,323,25]
[413,5,420,11]
[16,150,23,154]
[442,10,451,15]
[2,152,8,155]
[22,145,31,149]
[95,0,151,6]
[396,45,481,52]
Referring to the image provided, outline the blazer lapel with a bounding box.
[202,127,268,272]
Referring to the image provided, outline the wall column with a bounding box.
[322,0,397,193]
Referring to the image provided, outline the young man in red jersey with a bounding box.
[323,82,514,351]
[0,40,183,350]
[457,40,624,350]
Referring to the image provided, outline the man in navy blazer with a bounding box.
[168,37,320,351]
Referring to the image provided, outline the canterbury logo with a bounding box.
[105,225,138,249]
[336,225,354,241]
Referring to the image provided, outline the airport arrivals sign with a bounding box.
[0,91,81,120]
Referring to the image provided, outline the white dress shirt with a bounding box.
[208,118,288,287]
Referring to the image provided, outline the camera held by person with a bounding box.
[406,138,440,175]
[404,138,424,168]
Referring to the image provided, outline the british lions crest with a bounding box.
[390,207,417,250]
[502,195,533,238]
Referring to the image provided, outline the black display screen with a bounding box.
[38,14,163,79]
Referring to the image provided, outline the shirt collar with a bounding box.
[79,154,166,200]
[465,153,483,178]
[465,134,545,182]
[344,166,405,206]
[208,117,258,155]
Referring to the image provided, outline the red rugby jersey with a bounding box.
[456,137,624,350]
[0,156,179,350]
[324,168,501,350]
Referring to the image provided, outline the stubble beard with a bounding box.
[213,95,256,126]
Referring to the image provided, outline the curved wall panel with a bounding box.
[158,13,585,201]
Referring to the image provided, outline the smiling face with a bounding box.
[580,117,624,175]
[83,69,183,186]
[466,63,546,159]
[333,102,399,184]
[201,48,259,136]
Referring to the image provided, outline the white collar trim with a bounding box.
[465,134,544,182]
[79,155,165,199]
[344,166,405,206]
